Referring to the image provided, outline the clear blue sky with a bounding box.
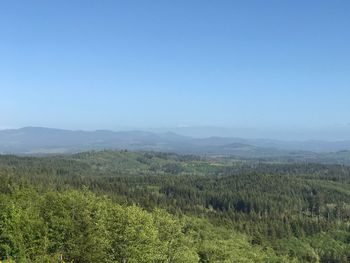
[1,0,350,139]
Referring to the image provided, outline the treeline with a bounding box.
[0,187,286,262]
[1,150,350,262]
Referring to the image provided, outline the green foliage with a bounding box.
[0,188,288,262]
[1,150,350,262]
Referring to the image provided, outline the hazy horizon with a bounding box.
[2,1,350,141]
[2,125,350,141]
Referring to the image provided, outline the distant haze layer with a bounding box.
[1,127,350,164]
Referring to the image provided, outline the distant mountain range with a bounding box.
[1,127,350,162]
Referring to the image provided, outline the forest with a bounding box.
[1,150,350,262]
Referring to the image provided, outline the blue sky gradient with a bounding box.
[1,0,350,139]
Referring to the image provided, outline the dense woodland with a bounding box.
[1,150,350,262]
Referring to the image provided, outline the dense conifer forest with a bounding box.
[1,150,350,262]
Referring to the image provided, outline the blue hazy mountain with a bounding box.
[1,127,350,163]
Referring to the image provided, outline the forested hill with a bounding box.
[2,127,350,165]
[1,150,350,262]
